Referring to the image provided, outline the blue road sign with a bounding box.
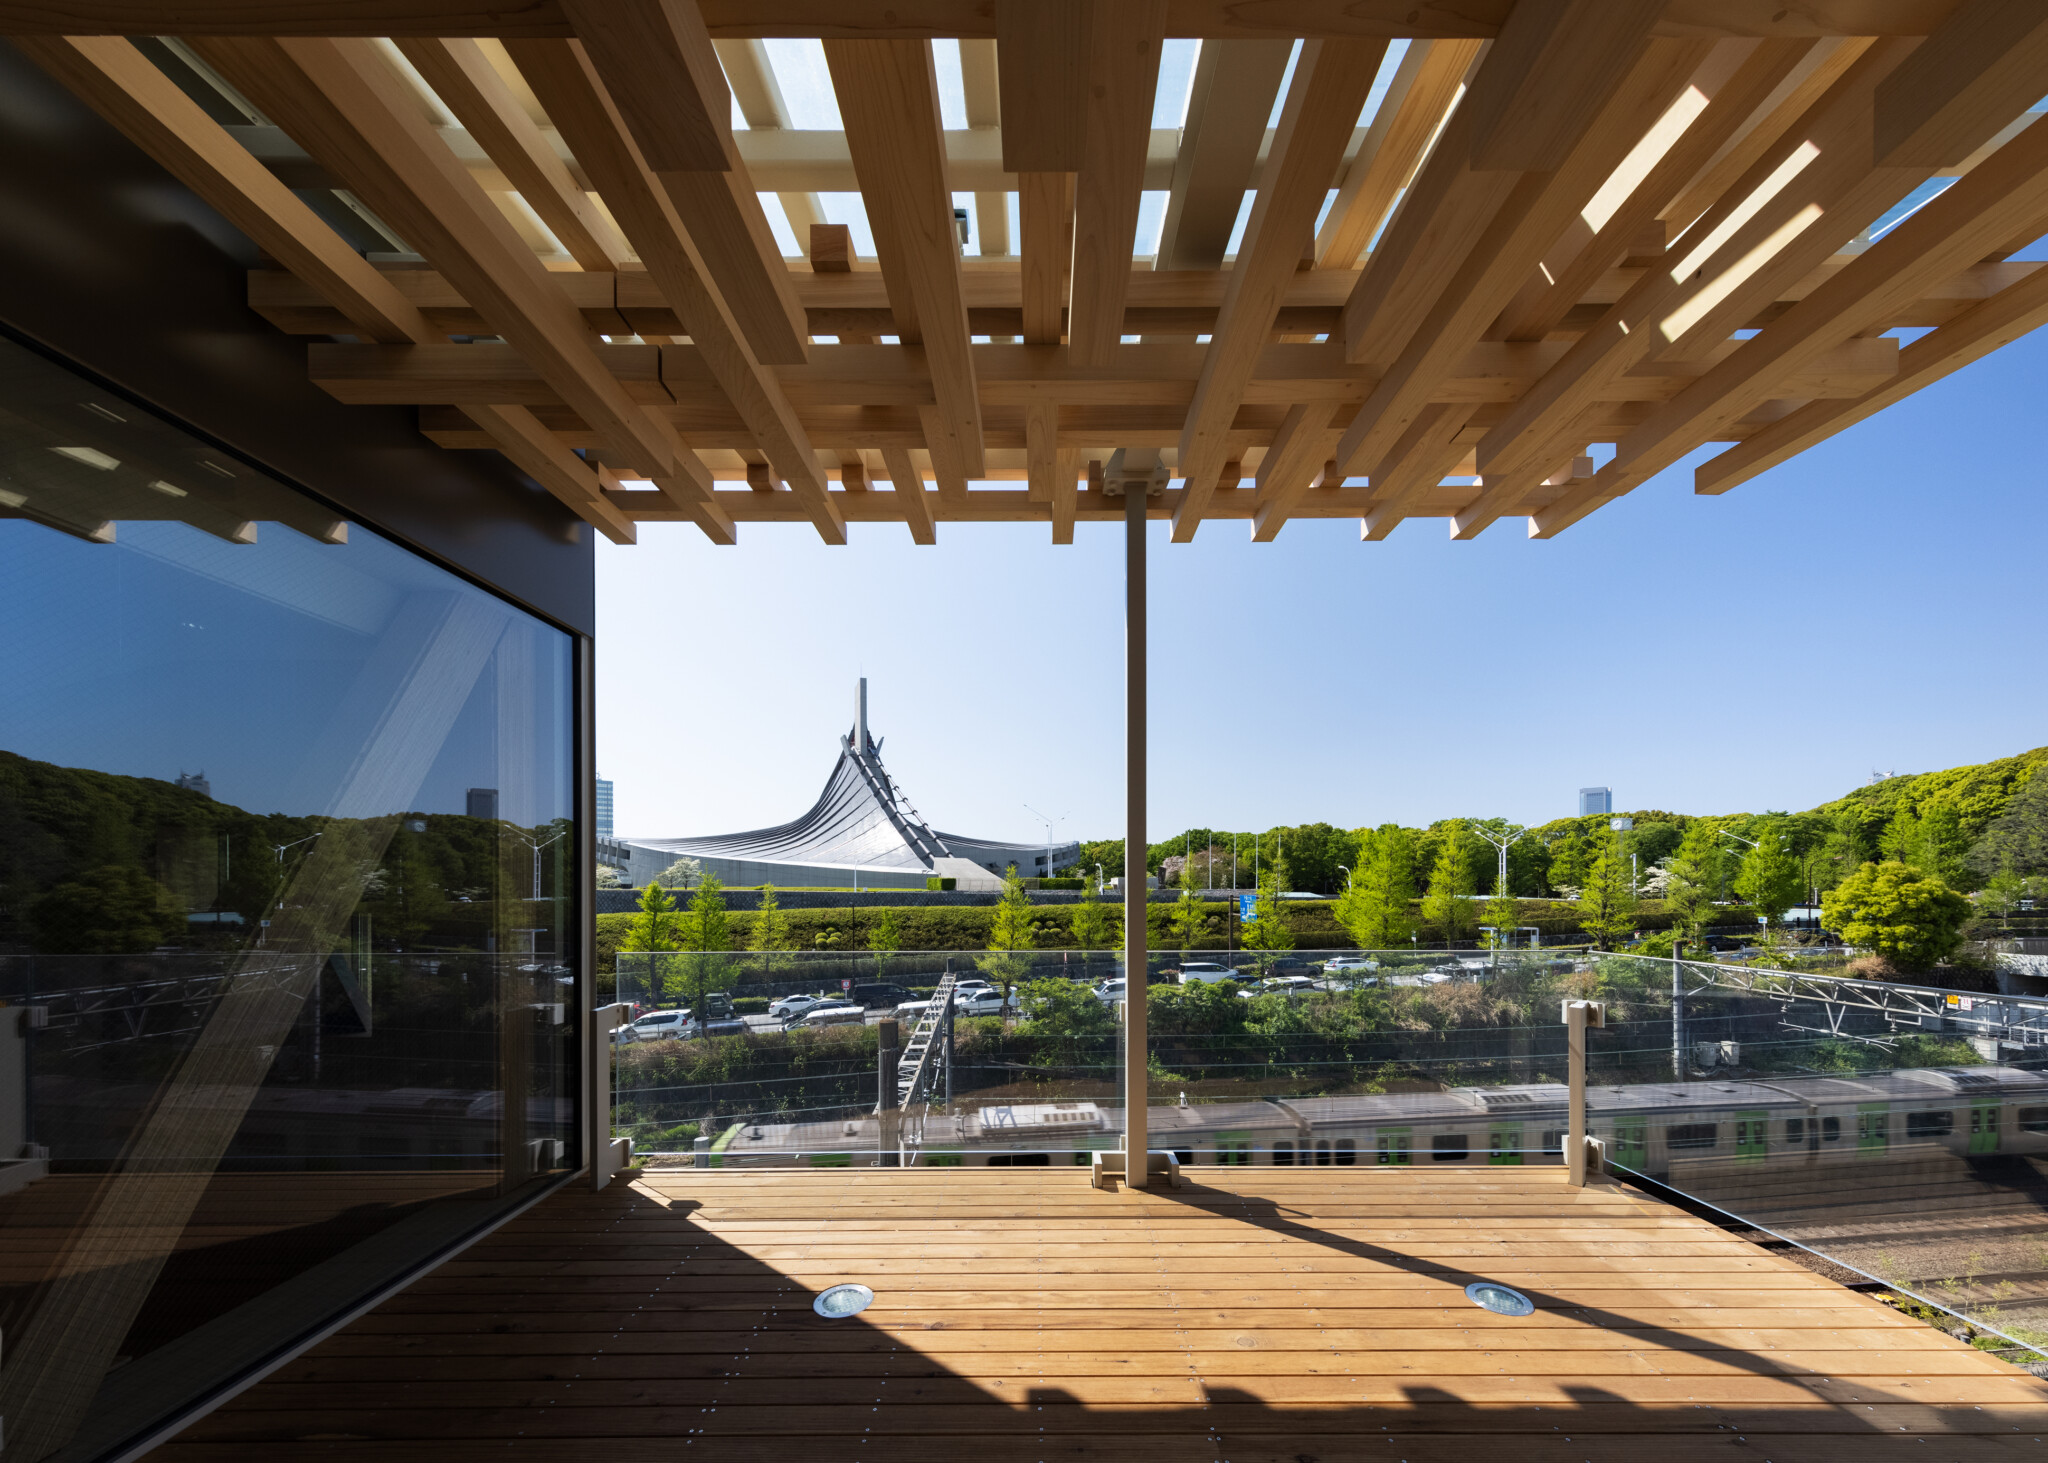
[1239,894,1256,921]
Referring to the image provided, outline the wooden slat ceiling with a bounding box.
[15,0,2048,546]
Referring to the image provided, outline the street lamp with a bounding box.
[1338,864,1352,890]
[1024,802,1066,884]
[272,832,320,867]
[516,829,566,900]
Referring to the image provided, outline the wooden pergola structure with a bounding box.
[12,1,2048,553]
[14,0,2048,1186]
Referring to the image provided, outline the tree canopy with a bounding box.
[1821,861,1972,970]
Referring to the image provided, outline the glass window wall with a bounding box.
[0,332,580,1463]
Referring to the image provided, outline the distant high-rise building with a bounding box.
[1578,787,1612,817]
[596,776,614,840]
[466,787,499,821]
[175,770,211,799]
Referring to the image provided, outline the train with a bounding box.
[688,1063,2048,1176]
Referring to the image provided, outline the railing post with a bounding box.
[1672,942,1686,1081]
[593,1002,632,1190]
[1562,998,1607,1187]
[877,1017,901,1167]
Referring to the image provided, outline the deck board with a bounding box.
[147,1166,2048,1460]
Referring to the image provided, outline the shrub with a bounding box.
[926,876,956,891]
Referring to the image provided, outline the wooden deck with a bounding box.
[151,1165,2048,1461]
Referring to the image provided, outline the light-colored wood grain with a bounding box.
[148,1166,2043,1463]
[825,37,984,486]
[1068,0,1167,366]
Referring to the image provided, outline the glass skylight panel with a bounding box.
[1357,40,1409,130]
[760,38,842,130]
[1267,41,1303,128]
[1868,177,1956,242]
[1135,190,1167,258]
[1154,39,1200,129]
[935,39,968,131]
[1223,192,1254,260]
[817,193,876,258]
[758,194,802,257]
[1314,188,1339,239]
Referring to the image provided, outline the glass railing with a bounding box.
[1578,950,2048,1362]
[605,944,1599,1170]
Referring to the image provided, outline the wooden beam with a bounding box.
[17,36,431,346]
[1466,0,1666,170]
[823,38,984,496]
[559,0,727,170]
[1694,251,2048,496]
[1154,38,1295,271]
[192,36,680,478]
[1025,400,1057,503]
[565,0,809,365]
[960,37,1009,258]
[1314,38,1482,269]
[1069,0,1167,366]
[1873,0,2048,167]
[1172,36,1389,540]
[1296,39,1711,542]
[714,36,830,262]
[997,0,1087,172]
[0,2,1993,41]
[1536,110,2048,538]
[1018,171,1074,344]
[1358,402,1474,540]
[392,38,630,271]
[1489,38,1819,343]
[1051,444,1079,543]
[1471,39,1918,484]
[461,404,644,542]
[878,445,938,544]
[506,36,845,542]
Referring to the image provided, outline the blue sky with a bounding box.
[598,328,2048,846]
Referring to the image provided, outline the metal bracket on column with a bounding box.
[1100,447,1169,498]
[1091,1149,1182,1190]
[595,1001,633,1190]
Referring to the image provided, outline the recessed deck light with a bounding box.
[52,446,119,470]
[1465,1281,1534,1317]
[813,1284,874,1319]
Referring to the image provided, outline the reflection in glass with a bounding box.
[0,333,578,1462]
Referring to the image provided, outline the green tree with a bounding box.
[1335,825,1414,950]
[1821,860,1972,970]
[1421,822,1476,943]
[1575,829,1639,950]
[1070,881,1114,950]
[981,863,1035,1007]
[1981,861,2026,924]
[1482,886,1519,948]
[1168,879,1209,954]
[1881,805,1921,864]
[1546,830,1592,896]
[29,865,183,954]
[621,879,683,951]
[748,883,796,979]
[1661,823,1720,949]
[1733,832,1803,929]
[678,873,732,1014]
[867,906,901,978]
[1919,803,1971,888]
[1240,864,1295,965]
[1968,771,2048,881]
[1018,976,1116,1037]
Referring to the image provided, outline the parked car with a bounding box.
[1319,955,1380,988]
[958,986,1017,1016]
[1258,974,1318,995]
[768,992,833,1021]
[892,998,935,1022]
[1093,977,1127,1004]
[849,982,914,1010]
[793,1002,866,1029]
[1175,962,1237,985]
[617,1008,692,1043]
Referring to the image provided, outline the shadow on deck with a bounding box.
[147,1165,2048,1461]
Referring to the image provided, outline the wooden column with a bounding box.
[1122,483,1148,1185]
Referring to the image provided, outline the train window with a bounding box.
[1821,1116,1841,1141]
[2020,1107,2048,1135]
[1335,1138,1357,1166]
[1274,1141,1295,1166]
[1315,1140,1333,1166]
[1786,1117,1805,1143]
[1667,1123,1717,1151]
[1906,1110,1955,1139]
[1432,1134,1470,1162]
